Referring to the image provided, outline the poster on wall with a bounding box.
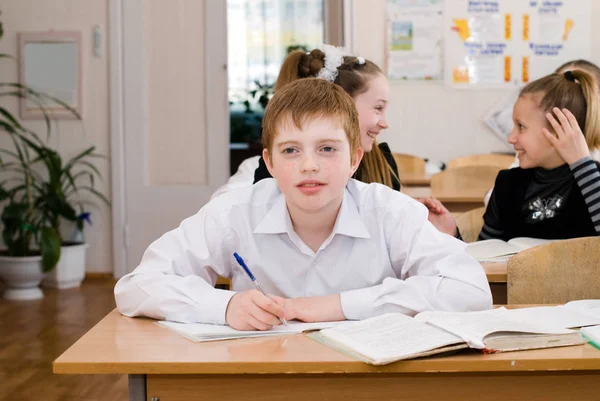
[386,0,444,80]
[444,0,591,89]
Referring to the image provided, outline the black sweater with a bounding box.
[479,157,600,241]
[253,142,402,191]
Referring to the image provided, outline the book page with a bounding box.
[507,237,555,251]
[319,313,463,363]
[565,300,600,319]
[418,309,573,349]
[466,239,522,261]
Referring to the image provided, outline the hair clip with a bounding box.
[316,44,347,82]
[356,56,365,65]
[564,70,576,82]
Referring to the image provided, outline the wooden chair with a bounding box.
[216,276,231,290]
[430,165,501,199]
[392,153,426,175]
[507,237,600,304]
[447,154,515,170]
[455,207,485,243]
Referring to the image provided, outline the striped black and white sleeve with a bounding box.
[570,156,600,235]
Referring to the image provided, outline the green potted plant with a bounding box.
[0,18,109,300]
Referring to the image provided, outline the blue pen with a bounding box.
[233,252,288,326]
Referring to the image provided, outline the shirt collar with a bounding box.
[253,186,371,239]
[253,191,291,235]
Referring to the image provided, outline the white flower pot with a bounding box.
[42,243,88,289]
[0,255,45,300]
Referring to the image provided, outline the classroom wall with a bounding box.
[351,0,600,165]
[0,0,112,273]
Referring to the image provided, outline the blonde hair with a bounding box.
[262,78,361,163]
[520,70,600,151]
[273,49,397,188]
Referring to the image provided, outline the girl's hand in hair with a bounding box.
[417,197,458,237]
[543,107,591,165]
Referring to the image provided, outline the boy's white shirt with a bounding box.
[115,178,492,325]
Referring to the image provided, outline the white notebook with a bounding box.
[466,237,555,262]
[156,319,351,342]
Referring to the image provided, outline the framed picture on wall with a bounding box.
[18,31,82,119]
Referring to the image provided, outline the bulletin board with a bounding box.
[444,0,591,89]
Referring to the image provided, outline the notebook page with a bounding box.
[466,239,522,261]
[319,313,463,363]
[418,309,573,349]
[505,305,600,328]
[565,300,600,319]
[507,237,555,251]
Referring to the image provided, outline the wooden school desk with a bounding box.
[401,186,485,213]
[482,262,508,304]
[400,173,431,187]
[54,308,600,401]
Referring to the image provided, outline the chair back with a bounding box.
[455,207,486,243]
[430,166,501,199]
[392,153,426,175]
[447,154,515,170]
[507,237,600,304]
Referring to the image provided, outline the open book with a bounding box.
[466,237,555,262]
[310,301,600,365]
[156,319,351,342]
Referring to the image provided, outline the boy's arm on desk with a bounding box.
[114,207,237,325]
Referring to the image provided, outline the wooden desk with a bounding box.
[482,262,508,304]
[55,309,600,401]
[401,186,485,213]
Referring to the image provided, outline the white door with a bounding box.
[116,0,229,276]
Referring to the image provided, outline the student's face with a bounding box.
[507,93,563,169]
[264,116,363,216]
[354,73,389,152]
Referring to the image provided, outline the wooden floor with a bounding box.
[0,279,128,401]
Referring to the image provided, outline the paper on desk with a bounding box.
[156,319,352,342]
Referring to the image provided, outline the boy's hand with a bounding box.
[225,290,286,331]
[543,107,590,165]
[417,197,458,237]
[271,294,345,323]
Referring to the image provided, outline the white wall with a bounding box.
[351,0,600,164]
[0,0,111,273]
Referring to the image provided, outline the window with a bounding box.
[227,0,344,173]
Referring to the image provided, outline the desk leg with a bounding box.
[129,374,147,401]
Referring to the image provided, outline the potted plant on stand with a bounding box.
[0,118,108,299]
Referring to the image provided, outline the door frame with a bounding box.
[108,0,229,278]
[109,0,126,278]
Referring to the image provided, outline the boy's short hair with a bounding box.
[262,78,361,161]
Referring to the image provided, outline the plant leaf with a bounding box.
[40,227,61,272]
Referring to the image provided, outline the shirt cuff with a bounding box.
[569,156,593,170]
[206,288,238,325]
[340,285,382,320]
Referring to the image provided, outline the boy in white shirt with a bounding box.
[115,78,492,330]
